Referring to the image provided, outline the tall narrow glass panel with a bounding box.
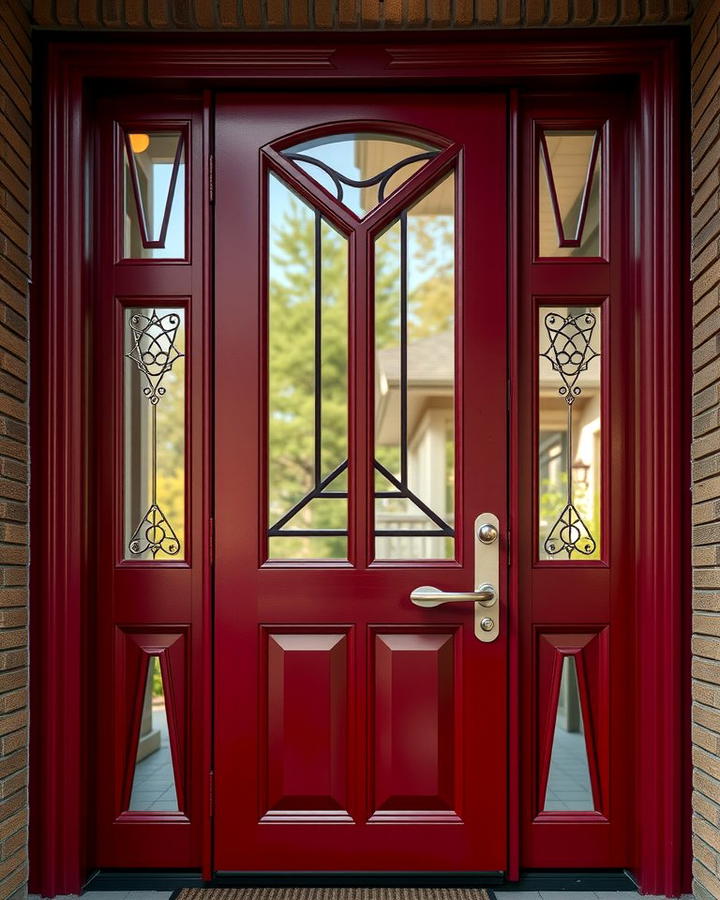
[129,655,180,812]
[124,307,186,561]
[374,174,456,560]
[267,175,349,560]
[538,306,601,560]
[543,655,594,811]
[123,130,186,259]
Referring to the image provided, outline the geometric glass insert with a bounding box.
[129,655,179,812]
[282,133,440,219]
[124,307,185,560]
[538,306,601,560]
[543,655,595,812]
[538,130,601,258]
[374,173,456,560]
[123,130,186,259]
[267,175,349,560]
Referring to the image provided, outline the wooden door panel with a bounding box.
[371,630,457,820]
[214,92,508,874]
[262,628,351,821]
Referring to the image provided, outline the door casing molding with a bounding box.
[30,32,687,898]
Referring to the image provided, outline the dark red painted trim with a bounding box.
[31,33,687,898]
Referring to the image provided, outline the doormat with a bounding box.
[173,890,494,900]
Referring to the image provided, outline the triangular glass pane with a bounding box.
[282,133,440,218]
[543,656,594,811]
[129,656,179,812]
[123,130,185,259]
[539,130,601,257]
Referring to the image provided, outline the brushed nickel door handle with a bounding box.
[410,584,496,607]
[409,513,501,643]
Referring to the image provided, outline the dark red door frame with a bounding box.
[30,33,687,898]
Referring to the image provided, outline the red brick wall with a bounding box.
[0,2,30,899]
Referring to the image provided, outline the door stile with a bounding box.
[201,88,214,883]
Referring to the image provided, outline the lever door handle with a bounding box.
[410,584,496,608]
[408,513,501,643]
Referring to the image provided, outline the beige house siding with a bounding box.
[0,0,714,897]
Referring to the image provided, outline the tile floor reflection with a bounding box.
[129,705,178,812]
[544,725,594,811]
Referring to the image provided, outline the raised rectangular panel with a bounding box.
[261,629,352,823]
[370,630,459,822]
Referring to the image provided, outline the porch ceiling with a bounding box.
[32,0,692,29]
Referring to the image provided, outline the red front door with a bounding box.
[214,93,508,873]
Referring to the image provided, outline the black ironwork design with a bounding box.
[541,311,599,559]
[269,459,349,536]
[541,312,599,404]
[283,145,438,212]
[126,308,184,558]
[268,207,348,539]
[544,502,596,558]
[127,310,183,404]
[373,209,454,540]
[129,503,181,557]
[374,461,454,538]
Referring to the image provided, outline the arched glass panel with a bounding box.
[282,133,441,218]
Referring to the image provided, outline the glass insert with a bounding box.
[538,130,601,258]
[129,655,180,812]
[124,307,185,560]
[267,175,349,560]
[538,306,601,560]
[374,173,456,561]
[123,130,186,259]
[282,133,440,218]
[543,655,594,812]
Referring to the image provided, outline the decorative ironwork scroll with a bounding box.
[126,309,184,558]
[541,311,599,558]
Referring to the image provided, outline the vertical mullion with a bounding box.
[314,211,322,487]
[400,210,408,487]
[349,226,371,569]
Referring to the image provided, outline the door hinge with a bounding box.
[209,154,215,205]
[208,770,215,816]
[209,516,215,567]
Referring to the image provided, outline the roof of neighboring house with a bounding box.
[377,329,454,387]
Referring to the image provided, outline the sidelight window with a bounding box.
[538,305,602,560]
[124,306,186,560]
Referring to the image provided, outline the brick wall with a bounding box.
[692,0,720,897]
[0,2,30,900]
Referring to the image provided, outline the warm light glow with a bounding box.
[129,133,150,154]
